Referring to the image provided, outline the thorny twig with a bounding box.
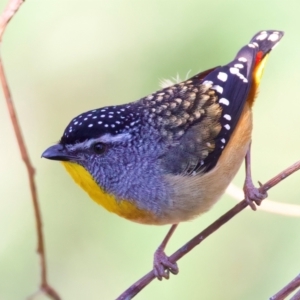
[0,0,60,299]
[117,161,300,300]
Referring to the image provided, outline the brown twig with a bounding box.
[117,160,300,300]
[0,1,60,299]
[290,289,300,300]
[270,273,300,300]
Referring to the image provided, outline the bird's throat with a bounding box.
[61,161,154,223]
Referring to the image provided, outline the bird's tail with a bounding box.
[233,30,284,87]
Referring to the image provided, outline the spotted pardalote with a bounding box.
[42,30,284,279]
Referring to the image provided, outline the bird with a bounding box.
[42,30,284,280]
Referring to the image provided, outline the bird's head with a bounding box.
[42,103,167,199]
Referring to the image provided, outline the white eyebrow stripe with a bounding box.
[98,133,132,143]
[66,133,132,151]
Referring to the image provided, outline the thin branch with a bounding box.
[290,289,300,300]
[117,160,300,300]
[0,1,60,299]
[270,273,300,300]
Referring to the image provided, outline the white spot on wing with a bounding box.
[219,98,230,106]
[212,85,223,94]
[224,124,231,130]
[223,114,231,120]
[203,80,213,86]
[217,72,228,82]
[256,31,268,41]
[221,138,226,143]
[234,63,244,69]
[230,67,239,74]
[268,32,279,42]
[238,57,247,62]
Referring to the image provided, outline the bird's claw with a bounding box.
[153,249,178,280]
[243,180,267,211]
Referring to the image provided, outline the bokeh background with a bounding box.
[1,0,300,299]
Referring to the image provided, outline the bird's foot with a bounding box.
[153,248,178,280]
[243,180,267,211]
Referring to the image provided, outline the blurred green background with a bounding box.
[1,0,300,299]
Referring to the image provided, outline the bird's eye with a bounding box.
[92,142,107,155]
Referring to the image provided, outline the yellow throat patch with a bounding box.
[61,161,154,223]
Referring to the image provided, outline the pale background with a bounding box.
[1,0,300,299]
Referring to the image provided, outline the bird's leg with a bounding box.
[243,142,268,210]
[153,224,179,280]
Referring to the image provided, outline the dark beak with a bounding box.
[41,144,72,161]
